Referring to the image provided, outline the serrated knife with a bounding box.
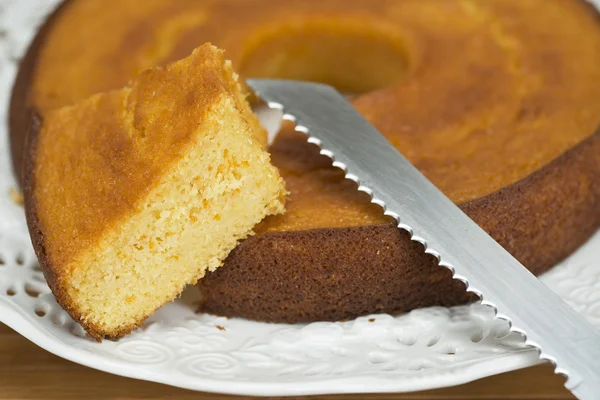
[247,79,600,399]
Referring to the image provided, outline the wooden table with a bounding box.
[0,324,574,400]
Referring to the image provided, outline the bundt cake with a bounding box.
[11,0,600,323]
[23,44,286,338]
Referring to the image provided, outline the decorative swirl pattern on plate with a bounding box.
[178,353,240,376]
[116,341,172,365]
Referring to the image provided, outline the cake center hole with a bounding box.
[239,19,408,96]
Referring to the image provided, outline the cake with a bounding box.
[23,44,286,338]
[12,0,600,323]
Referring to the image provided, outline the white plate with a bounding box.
[0,0,599,396]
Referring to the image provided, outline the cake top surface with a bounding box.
[29,44,258,268]
[24,0,600,230]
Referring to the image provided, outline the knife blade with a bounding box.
[247,79,600,399]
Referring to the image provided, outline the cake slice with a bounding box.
[23,44,286,339]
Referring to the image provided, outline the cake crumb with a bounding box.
[9,188,24,206]
[216,325,226,331]
[368,318,375,322]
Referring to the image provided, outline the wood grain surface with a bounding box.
[0,323,574,400]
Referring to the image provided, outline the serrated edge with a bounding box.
[263,101,568,385]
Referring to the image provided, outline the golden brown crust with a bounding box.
[199,224,476,323]
[11,0,600,324]
[462,130,600,276]
[10,2,68,186]
[23,111,111,341]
